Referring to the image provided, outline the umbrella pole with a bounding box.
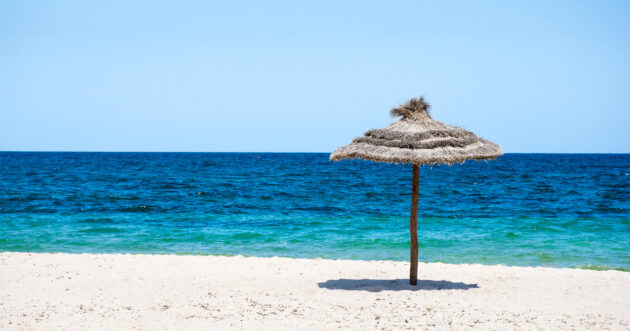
[410,164,419,285]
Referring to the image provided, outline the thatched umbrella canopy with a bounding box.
[330,97,502,285]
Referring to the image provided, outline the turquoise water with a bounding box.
[0,152,629,271]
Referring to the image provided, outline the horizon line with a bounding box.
[1,151,629,155]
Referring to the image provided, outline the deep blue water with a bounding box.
[0,152,629,271]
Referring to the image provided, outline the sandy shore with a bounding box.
[1,253,629,330]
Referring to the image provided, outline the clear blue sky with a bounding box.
[1,1,628,152]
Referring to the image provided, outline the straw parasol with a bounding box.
[330,97,502,285]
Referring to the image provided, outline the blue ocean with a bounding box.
[0,152,628,271]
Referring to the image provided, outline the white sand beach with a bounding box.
[1,252,629,330]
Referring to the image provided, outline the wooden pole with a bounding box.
[410,164,419,285]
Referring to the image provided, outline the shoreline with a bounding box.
[3,250,629,273]
[1,252,629,329]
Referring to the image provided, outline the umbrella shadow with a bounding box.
[317,279,478,292]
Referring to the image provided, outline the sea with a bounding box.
[0,152,628,271]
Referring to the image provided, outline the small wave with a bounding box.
[117,205,153,212]
[105,195,141,201]
[535,253,555,262]
[528,224,566,233]
[158,183,192,189]
[231,232,263,239]
[534,184,555,193]
[7,195,43,202]
[21,207,57,213]
[291,206,345,213]
[575,265,630,272]
[595,205,627,213]
[275,192,302,198]
[79,218,114,224]
[79,227,124,234]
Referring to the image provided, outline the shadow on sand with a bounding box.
[317,279,478,292]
